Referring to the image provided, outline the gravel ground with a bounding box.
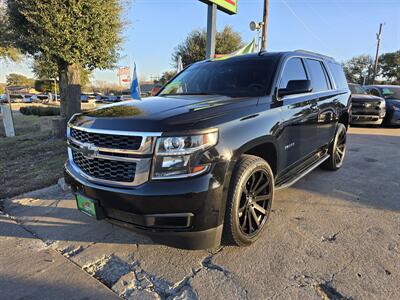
[1,127,399,299]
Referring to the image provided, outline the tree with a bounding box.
[172,26,243,67]
[6,73,34,87]
[342,55,374,85]
[0,0,21,62]
[379,51,400,84]
[154,71,177,85]
[6,0,123,120]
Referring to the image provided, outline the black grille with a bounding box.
[72,151,136,182]
[70,128,142,150]
[351,101,381,116]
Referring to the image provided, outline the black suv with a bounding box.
[65,51,350,249]
[348,83,386,125]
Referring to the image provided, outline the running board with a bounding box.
[275,154,330,191]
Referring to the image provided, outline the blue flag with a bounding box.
[131,63,141,100]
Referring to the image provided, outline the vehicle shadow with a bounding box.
[279,131,400,212]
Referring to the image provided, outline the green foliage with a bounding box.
[0,2,21,62]
[32,55,59,80]
[342,55,374,85]
[379,51,400,84]
[35,80,56,93]
[6,73,35,87]
[20,106,60,116]
[172,26,243,67]
[155,71,177,85]
[7,0,123,70]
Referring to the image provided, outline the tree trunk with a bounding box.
[58,62,82,121]
[58,62,68,118]
[66,63,82,120]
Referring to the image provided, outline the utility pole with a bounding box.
[261,0,269,50]
[206,3,217,59]
[372,23,383,84]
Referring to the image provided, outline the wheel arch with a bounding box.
[339,110,350,130]
[230,136,279,177]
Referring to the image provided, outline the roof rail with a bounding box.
[294,50,334,60]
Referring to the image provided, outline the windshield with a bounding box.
[160,57,279,98]
[380,87,400,100]
[349,84,367,95]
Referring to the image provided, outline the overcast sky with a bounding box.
[1,0,399,84]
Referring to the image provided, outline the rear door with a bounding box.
[304,58,337,148]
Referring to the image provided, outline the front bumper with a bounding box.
[64,160,228,249]
[351,115,384,125]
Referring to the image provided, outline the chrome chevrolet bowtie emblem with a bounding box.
[79,142,99,159]
[363,103,371,108]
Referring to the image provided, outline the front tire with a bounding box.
[321,123,347,171]
[222,155,274,247]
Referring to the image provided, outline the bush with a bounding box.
[20,106,60,116]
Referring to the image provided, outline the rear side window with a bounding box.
[279,58,308,89]
[305,59,329,92]
[327,62,348,90]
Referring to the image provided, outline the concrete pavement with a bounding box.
[1,127,399,299]
[0,212,119,299]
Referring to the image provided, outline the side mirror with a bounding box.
[278,80,312,97]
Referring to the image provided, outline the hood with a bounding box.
[70,95,260,132]
[351,94,384,102]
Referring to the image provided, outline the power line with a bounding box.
[280,0,328,50]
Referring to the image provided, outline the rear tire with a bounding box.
[222,155,274,247]
[321,123,347,171]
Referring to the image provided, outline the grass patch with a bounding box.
[0,114,67,199]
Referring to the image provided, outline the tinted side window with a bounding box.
[327,61,348,89]
[279,58,307,89]
[305,59,329,92]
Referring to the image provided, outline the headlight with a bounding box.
[152,130,218,179]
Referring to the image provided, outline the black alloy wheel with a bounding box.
[334,127,346,167]
[223,155,274,247]
[238,170,272,236]
[321,123,347,171]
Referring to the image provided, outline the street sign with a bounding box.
[200,0,238,15]
[117,67,131,87]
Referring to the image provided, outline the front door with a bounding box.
[276,57,320,171]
